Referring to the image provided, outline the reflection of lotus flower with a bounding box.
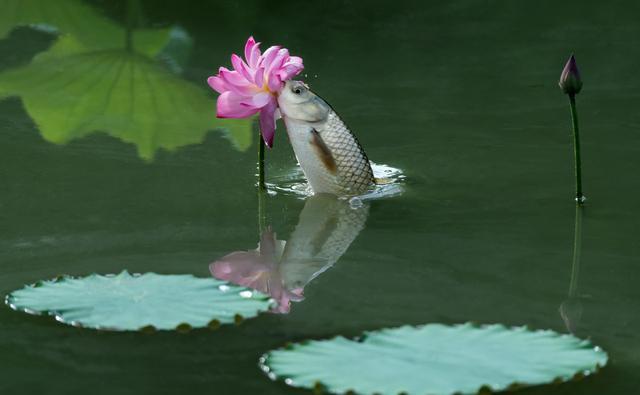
[207,37,304,148]
[210,228,303,314]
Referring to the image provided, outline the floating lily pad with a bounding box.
[260,323,608,395]
[6,271,273,331]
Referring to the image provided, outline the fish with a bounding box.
[277,80,375,196]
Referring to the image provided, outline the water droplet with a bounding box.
[349,197,363,208]
[239,290,253,298]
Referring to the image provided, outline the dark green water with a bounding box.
[1,0,639,393]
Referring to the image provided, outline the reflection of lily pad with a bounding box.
[0,48,252,159]
[261,323,608,395]
[6,271,273,331]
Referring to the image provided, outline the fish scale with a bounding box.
[317,111,374,194]
[283,110,374,196]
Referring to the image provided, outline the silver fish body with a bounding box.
[278,81,374,196]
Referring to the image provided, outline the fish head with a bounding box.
[278,80,330,123]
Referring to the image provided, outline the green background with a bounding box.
[1,0,638,393]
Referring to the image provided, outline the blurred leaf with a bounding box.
[261,323,608,395]
[0,46,252,159]
[0,0,252,158]
[6,271,273,331]
[157,25,194,75]
[0,0,170,57]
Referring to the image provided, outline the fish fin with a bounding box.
[374,177,393,185]
[310,129,337,174]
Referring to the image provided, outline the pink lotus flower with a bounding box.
[207,37,304,148]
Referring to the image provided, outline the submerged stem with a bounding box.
[569,94,584,203]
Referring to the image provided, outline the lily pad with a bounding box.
[6,271,273,331]
[0,46,252,159]
[0,0,171,57]
[0,0,253,159]
[260,323,608,395]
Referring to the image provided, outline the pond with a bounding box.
[1,0,638,393]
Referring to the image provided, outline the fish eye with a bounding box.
[292,84,305,95]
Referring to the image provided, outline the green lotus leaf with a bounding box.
[6,271,273,331]
[0,0,170,57]
[261,323,608,395]
[0,48,252,159]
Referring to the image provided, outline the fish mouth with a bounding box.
[277,104,291,120]
[279,98,328,123]
[276,102,301,122]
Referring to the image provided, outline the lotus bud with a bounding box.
[559,54,583,95]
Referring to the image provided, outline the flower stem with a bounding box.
[256,130,267,233]
[258,132,266,191]
[569,94,584,203]
[125,0,141,52]
[568,203,583,297]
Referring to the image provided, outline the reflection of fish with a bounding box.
[279,194,369,290]
[210,194,368,313]
[277,81,374,196]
